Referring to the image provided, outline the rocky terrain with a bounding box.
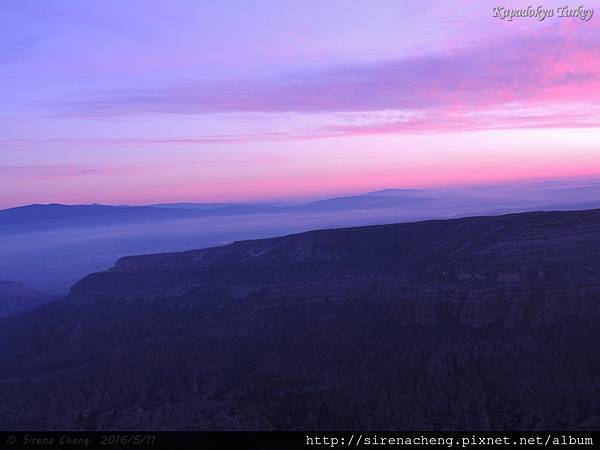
[1,209,600,430]
[0,281,54,316]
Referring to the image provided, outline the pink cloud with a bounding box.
[0,165,149,179]
[325,104,600,136]
[43,22,598,144]
[63,26,600,116]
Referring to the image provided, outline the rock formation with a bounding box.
[1,209,600,430]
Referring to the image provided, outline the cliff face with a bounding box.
[69,209,600,327]
[2,210,600,430]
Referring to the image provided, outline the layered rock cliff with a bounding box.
[69,209,600,327]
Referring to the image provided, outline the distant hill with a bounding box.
[0,204,186,233]
[294,191,431,212]
[149,202,285,210]
[0,203,242,233]
[5,180,600,295]
[149,202,240,209]
[1,209,600,430]
[0,191,432,232]
[0,281,54,316]
[366,188,427,196]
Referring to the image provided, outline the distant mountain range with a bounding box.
[1,209,600,430]
[5,180,600,233]
[0,190,432,233]
[0,280,54,316]
[0,203,278,233]
[4,179,600,294]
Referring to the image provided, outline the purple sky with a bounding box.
[1,0,600,208]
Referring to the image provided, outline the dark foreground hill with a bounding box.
[1,209,600,430]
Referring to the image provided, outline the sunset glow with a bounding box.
[2,0,599,208]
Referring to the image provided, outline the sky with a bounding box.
[1,0,600,208]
